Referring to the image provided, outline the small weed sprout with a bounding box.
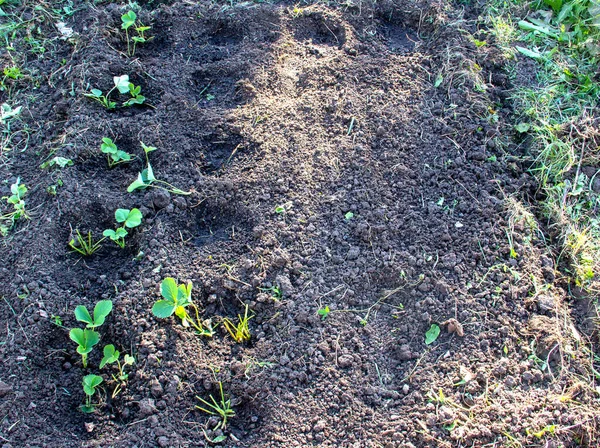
[1,177,28,236]
[121,10,153,57]
[317,305,330,320]
[195,382,235,430]
[100,137,132,168]
[68,230,103,256]
[128,142,191,195]
[103,208,142,248]
[81,374,103,413]
[222,304,253,343]
[152,277,213,337]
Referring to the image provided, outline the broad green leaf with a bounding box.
[128,173,148,192]
[516,46,545,60]
[515,123,530,133]
[121,10,136,29]
[74,305,93,326]
[83,374,103,395]
[175,305,187,322]
[103,229,116,239]
[71,329,99,354]
[101,138,117,154]
[434,73,443,88]
[115,208,130,223]
[543,0,562,13]
[115,150,131,161]
[123,354,135,366]
[425,324,441,345]
[124,208,142,228]
[115,228,128,238]
[90,89,103,97]
[114,75,130,94]
[100,344,119,368]
[140,142,157,153]
[152,300,176,318]
[69,328,86,346]
[92,300,113,327]
[161,277,178,302]
[177,282,192,304]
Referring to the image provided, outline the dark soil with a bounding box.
[0,0,597,447]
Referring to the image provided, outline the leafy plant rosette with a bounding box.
[152,278,213,336]
[103,208,142,248]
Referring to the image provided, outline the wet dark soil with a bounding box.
[0,0,597,447]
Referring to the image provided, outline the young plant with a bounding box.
[1,177,28,236]
[69,328,99,368]
[152,277,213,337]
[81,374,103,413]
[195,382,235,430]
[128,142,190,195]
[74,300,113,328]
[222,304,253,343]
[84,75,145,109]
[68,230,103,256]
[100,137,132,168]
[103,208,142,248]
[100,344,135,397]
[121,10,153,57]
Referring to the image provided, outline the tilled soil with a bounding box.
[0,0,598,447]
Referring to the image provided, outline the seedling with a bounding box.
[69,328,99,368]
[74,300,113,328]
[100,344,135,397]
[152,278,213,337]
[68,230,103,256]
[128,142,190,195]
[317,305,330,320]
[40,156,73,169]
[425,324,441,345]
[195,382,235,430]
[1,177,28,236]
[103,208,143,248]
[121,10,153,56]
[100,137,132,168]
[81,374,103,413]
[84,75,145,109]
[222,304,253,343]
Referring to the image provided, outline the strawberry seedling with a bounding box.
[103,208,142,248]
[128,142,190,195]
[75,300,113,328]
[68,230,103,256]
[81,374,103,413]
[100,137,132,168]
[69,328,99,368]
[196,382,235,430]
[152,277,213,337]
[1,177,28,236]
[100,344,135,397]
[222,304,253,343]
[121,10,153,57]
[84,75,146,109]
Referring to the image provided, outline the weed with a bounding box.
[121,10,152,57]
[40,156,73,169]
[196,382,235,430]
[103,208,142,248]
[1,177,28,236]
[100,137,132,168]
[259,285,282,300]
[81,374,103,413]
[68,230,103,256]
[128,142,190,195]
[152,277,213,337]
[222,304,253,343]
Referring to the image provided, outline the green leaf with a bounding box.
[124,208,142,228]
[100,344,119,368]
[434,73,443,88]
[425,324,441,345]
[121,10,136,29]
[115,227,128,238]
[101,137,117,154]
[69,328,86,346]
[161,278,178,303]
[40,156,73,169]
[82,374,103,395]
[92,300,113,327]
[543,0,562,13]
[515,46,545,60]
[128,172,150,192]
[115,208,130,223]
[152,300,176,318]
[123,354,135,366]
[90,89,103,97]
[103,229,116,239]
[317,306,330,320]
[515,123,530,133]
[344,212,354,220]
[114,75,130,94]
[74,305,93,326]
[70,328,99,354]
[140,141,157,154]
